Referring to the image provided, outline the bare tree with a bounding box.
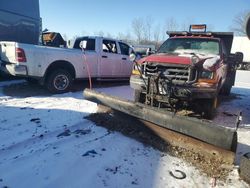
[132,17,144,44]
[180,18,195,31]
[165,17,179,31]
[160,17,179,40]
[143,16,154,41]
[160,18,178,41]
[153,23,161,47]
[180,22,189,31]
[94,30,105,37]
[230,10,250,36]
[106,32,114,38]
[81,30,89,36]
[117,32,126,40]
[117,30,133,44]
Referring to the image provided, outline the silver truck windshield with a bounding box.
[158,38,220,56]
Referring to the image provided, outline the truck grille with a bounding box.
[143,63,196,84]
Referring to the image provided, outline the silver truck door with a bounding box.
[118,42,133,77]
[99,39,120,77]
[74,37,98,78]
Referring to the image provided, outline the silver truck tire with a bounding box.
[46,69,73,93]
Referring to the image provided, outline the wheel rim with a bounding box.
[53,74,69,90]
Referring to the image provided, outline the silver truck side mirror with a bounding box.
[146,48,151,56]
[129,53,136,62]
[146,48,155,56]
[129,53,141,62]
[79,41,86,51]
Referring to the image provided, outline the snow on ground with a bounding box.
[0,71,250,188]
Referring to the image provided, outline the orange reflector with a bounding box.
[132,69,140,75]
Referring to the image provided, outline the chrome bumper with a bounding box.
[1,63,28,76]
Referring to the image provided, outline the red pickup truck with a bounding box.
[130,25,243,118]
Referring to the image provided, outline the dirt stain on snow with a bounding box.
[86,110,233,180]
[57,129,91,138]
[82,150,99,157]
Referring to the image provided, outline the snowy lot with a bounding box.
[0,71,250,188]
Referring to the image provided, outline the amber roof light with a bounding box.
[189,24,207,32]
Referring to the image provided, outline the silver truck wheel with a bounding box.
[46,69,73,93]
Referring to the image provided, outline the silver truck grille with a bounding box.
[143,63,196,84]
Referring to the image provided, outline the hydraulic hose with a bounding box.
[81,48,92,89]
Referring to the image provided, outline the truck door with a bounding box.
[118,42,133,77]
[74,37,98,77]
[99,39,120,77]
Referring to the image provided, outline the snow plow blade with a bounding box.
[83,89,237,152]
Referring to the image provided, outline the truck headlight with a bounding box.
[200,70,214,79]
[191,55,200,65]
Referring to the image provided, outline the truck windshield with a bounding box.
[158,38,220,56]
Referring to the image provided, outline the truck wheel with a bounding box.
[134,90,145,103]
[220,84,232,96]
[202,97,218,119]
[46,69,73,93]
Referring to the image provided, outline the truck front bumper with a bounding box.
[130,75,217,99]
[0,62,28,76]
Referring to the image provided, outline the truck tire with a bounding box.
[134,90,145,103]
[202,97,218,119]
[220,71,234,96]
[220,84,232,96]
[46,69,73,93]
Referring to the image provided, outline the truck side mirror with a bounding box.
[235,52,243,64]
[129,53,137,62]
[146,48,155,56]
[129,53,141,62]
[79,41,86,51]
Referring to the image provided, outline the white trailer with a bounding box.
[231,36,250,70]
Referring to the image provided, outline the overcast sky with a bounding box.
[39,0,250,39]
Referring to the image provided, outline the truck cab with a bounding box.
[130,25,243,118]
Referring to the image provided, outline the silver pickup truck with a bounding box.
[0,36,133,93]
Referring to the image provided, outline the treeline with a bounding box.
[64,10,249,49]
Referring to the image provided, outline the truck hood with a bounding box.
[139,54,193,65]
[139,53,221,71]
